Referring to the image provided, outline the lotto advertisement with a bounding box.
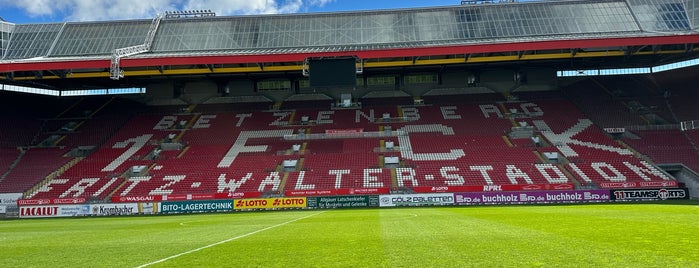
[234,197,307,210]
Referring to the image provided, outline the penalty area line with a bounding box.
[135,210,326,268]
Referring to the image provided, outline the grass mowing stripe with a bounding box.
[134,210,326,268]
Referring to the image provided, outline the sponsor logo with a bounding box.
[272,198,304,206]
[482,185,502,191]
[455,190,611,205]
[20,206,59,217]
[236,199,267,207]
[227,192,246,198]
[120,196,156,202]
[553,184,574,190]
[92,204,136,215]
[521,185,543,190]
[379,194,454,207]
[432,186,450,192]
[17,199,51,206]
[380,197,391,205]
[234,198,306,210]
[53,198,86,204]
[0,193,22,205]
[390,196,453,204]
[612,188,687,200]
[161,201,233,212]
[604,128,625,134]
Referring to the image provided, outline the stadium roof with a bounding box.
[1,0,699,85]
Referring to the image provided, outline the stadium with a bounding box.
[1,0,698,267]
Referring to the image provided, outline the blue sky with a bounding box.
[0,0,472,24]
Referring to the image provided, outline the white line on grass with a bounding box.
[135,211,326,268]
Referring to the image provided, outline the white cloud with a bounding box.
[308,0,334,7]
[6,0,57,16]
[1,0,335,22]
[66,0,176,21]
[183,0,303,16]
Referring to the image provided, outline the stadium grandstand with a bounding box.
[0,0,698,213]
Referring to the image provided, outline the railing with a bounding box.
[625,124,680,131]
[284,130,406,141]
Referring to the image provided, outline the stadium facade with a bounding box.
[0,0,698,212]
[1,0,699,85]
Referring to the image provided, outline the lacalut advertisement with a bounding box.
[19,204,91,218]
[454,190,610,205]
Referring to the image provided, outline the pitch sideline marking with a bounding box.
[135,210,326,268]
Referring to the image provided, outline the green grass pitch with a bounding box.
[1,203,697,267]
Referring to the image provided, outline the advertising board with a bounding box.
[285,188,389,197]
[306,195,379,208]
[17,197,86,206]
[111,192,263,203]
[89,203,139,216]
[139,203,158,214]
[454,190,611,205]
[610,188,688,201]
[19,204,91,218]
[0,193,22,205]
[599,181,678,189]
[160,200,233,213]
[234,197,307,210]
[378,193,454,207]
[412,183,575,193]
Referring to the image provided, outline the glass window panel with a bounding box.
[51,20,150,56]
[5,1,691,58]
[4,23,63,59]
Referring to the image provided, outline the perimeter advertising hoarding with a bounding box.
[19,204,91,218]
[0,193,22,205]
[454,190,611,205]
[17,197,87,206]
[89,203,140,216]
[139,203,158,214]
[306,195,379,208]
[412,183,575,193]
[285,188,389,197]
[234,197,307,210]
[0,193,21,214]
[111,192,263,203]
[378,193,454,207]
[610,188,688,201]
[599,181,678,189]
[160,200,233,213]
